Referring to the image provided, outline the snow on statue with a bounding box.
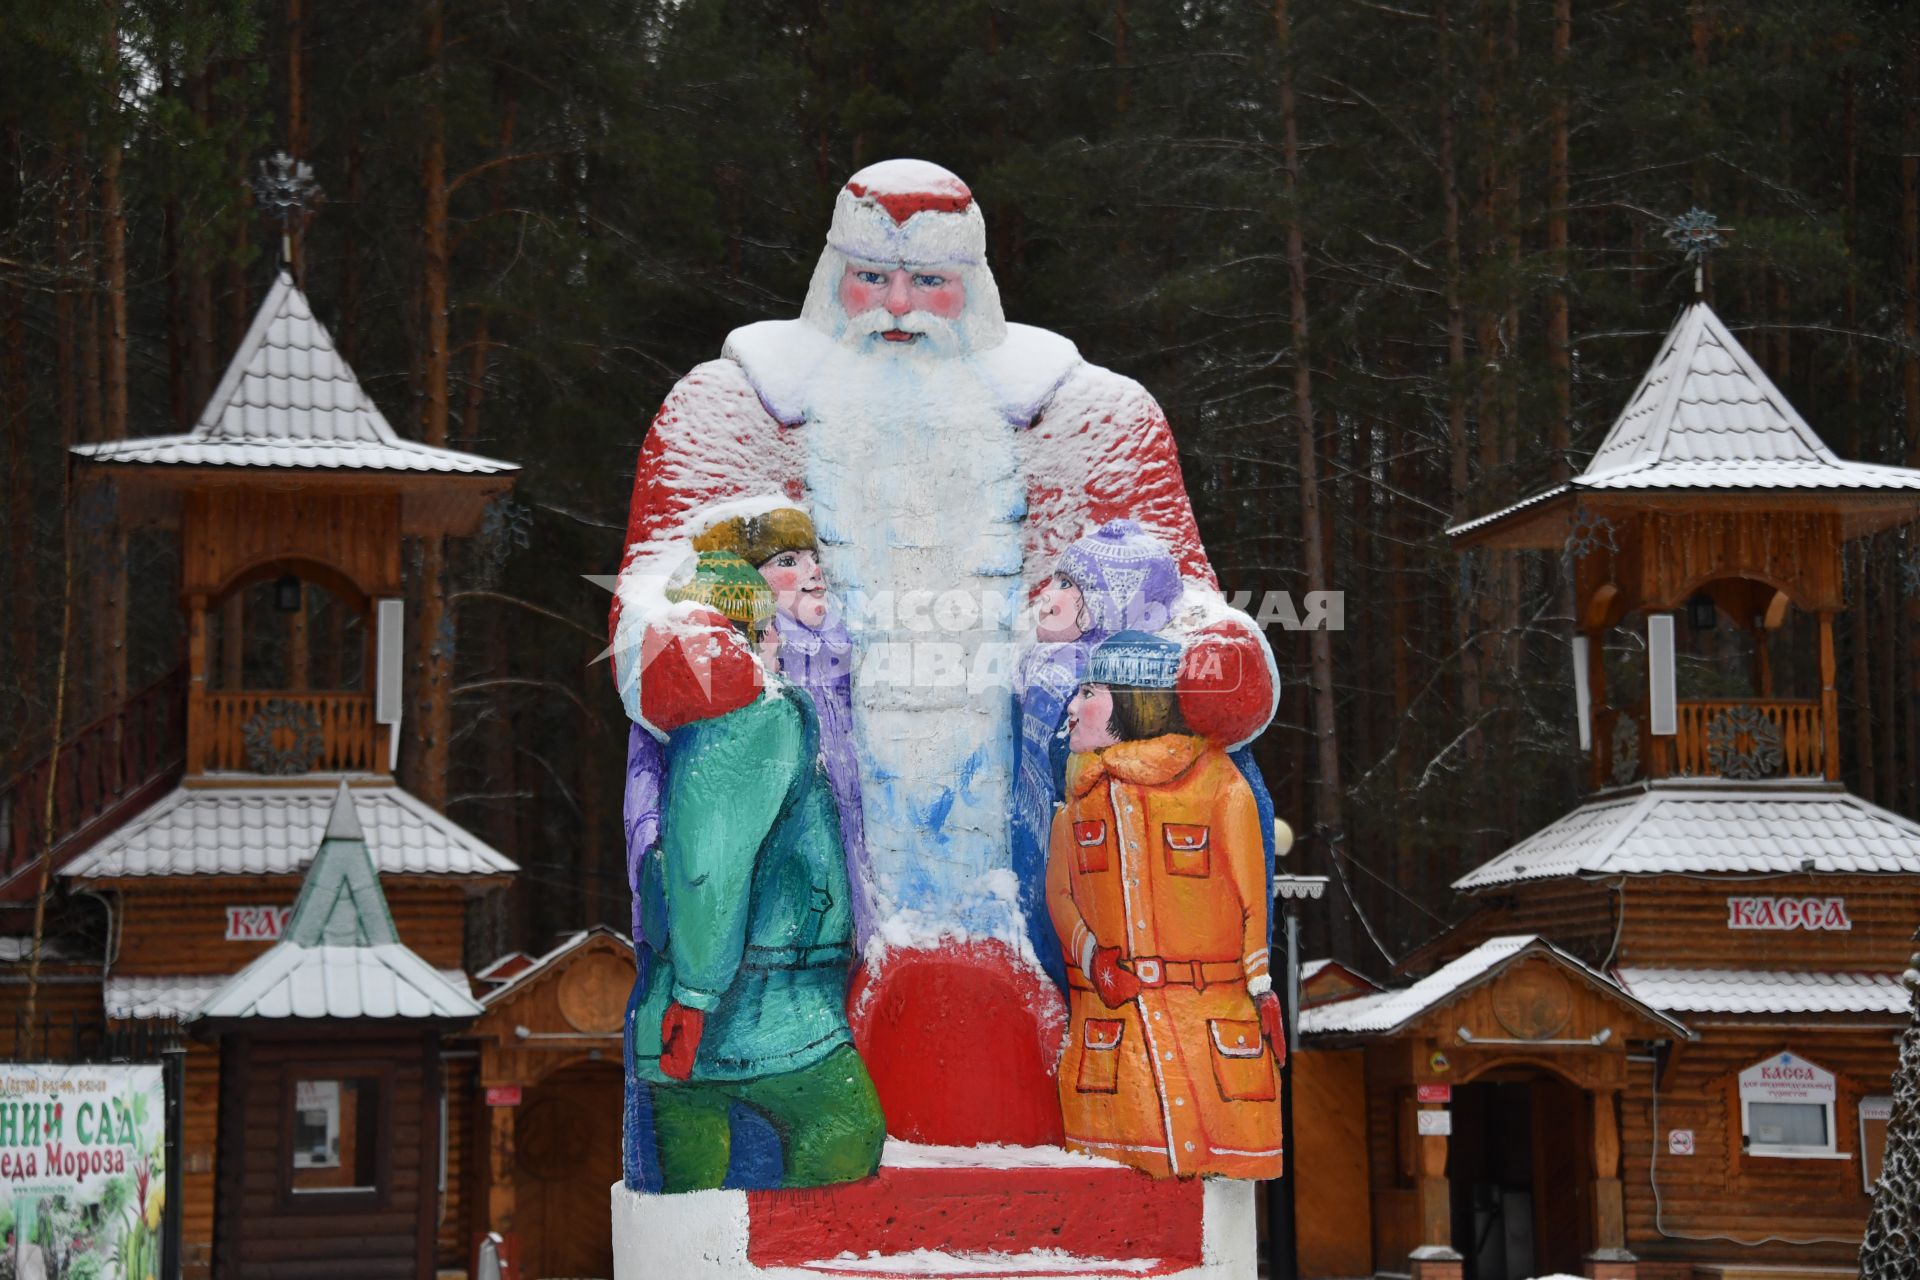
[611,159,1278,1155]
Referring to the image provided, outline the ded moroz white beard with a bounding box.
[802,307,1028,953]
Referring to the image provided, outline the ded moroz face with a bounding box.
[837,262,967,345]
[758,549,830,630]
[1066,682,1120,753]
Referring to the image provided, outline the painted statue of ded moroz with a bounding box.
[611,159,1281,1182]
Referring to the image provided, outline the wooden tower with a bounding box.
[1452,300,1920,792]
[71,270,516,781]
[1294,301,1920,1280]
[0,272,524,1279]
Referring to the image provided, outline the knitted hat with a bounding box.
[692,507,817,569]
[665,551,774,627]
[1088,630,1184,690]
[1056,520,1182,634]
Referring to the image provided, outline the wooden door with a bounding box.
[1529,1075,1593,1276]
[513,1060,623,1279]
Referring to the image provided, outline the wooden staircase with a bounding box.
[0,666,186,905]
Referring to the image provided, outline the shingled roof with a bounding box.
[189,784,481,1024]
[59,782,516,883]
[1452,779,1920,891]
[72,272,513,475]
[1451,300,1920,540]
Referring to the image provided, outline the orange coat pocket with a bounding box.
[1162,823,1211,877]
[1074,820,1110,873]
[1208,1019,1276,1102]
[1076,1018,1125,1094]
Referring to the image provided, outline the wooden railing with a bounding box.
[0,667,186,897]
[193,690,382,775]
[1672,698,1825,779]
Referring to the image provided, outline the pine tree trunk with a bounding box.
[1903,32,1920,811]
[1275,0,1352,959]
[412,0,454,809]
[1547,0,1571,481]
[98,14,130,724]
[287,0,307,284]
[1440,0,1477,734]
[3,262,31,705]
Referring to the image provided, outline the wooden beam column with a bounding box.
[1409,1099,1462,1280]
[1819,610,1841,779]
[186,594,208,776]
[488,1096,517,1237]
[1584,1089,1635,1279]
[1587,627,1609,790]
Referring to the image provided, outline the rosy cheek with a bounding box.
[921,281,966,318]
[838,277,883,314]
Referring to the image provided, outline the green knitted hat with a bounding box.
[665,550,775,627]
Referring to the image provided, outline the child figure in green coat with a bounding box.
[627,549,885,1193]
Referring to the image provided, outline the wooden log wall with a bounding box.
[180,1042,220,1280]
[1293,1048,1374,1278]
[1621,1022,1898,1271]
[215,1031,439,1280]
[181,489,402,602]
[1363,1040,1420,1272]
[1617,874,1920,970]
[110,878,477,975]
[439,1055,477,1270]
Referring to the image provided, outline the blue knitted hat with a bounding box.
[1087,630,1183,690]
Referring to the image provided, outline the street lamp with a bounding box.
[1269,835,1327,1280]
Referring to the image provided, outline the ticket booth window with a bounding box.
[1738,1051,1838,1158]
[1747,1101,1827,1150]
[290,1076,382,1193]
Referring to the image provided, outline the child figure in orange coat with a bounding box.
[1046,630,1286,1179]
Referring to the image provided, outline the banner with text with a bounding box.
[0,1063,167,1280]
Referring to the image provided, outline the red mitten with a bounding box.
[1177,619,1276,747]
[659,1002,706,1080]
[1089,946,1143,1007]
[639,606,766,733]
[1255,990,1287,1067]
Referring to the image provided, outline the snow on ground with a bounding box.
[799,1249,1161,1276]
[880,1138,1125,1170]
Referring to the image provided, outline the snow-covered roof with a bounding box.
[1453,780,1920,891]
[71,272,514,476]
[105,969,472,1021]
[1302,935,1687,1039]
[1451,301,1920,538]
[1617,968,1909,1016]
[60,782,516,882]
[0,937,74,963]
[478,926,631,1008]
[189,786,480,1023]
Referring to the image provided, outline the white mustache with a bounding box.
[839,307,960,350]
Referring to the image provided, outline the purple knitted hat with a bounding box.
[1056,520,1182,634]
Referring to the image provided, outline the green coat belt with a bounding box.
[631,685,857,1082]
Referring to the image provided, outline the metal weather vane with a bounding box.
[252,151,323,269]
[1663,207,1730,297]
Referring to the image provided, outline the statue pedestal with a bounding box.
[610,1140,1257,1279]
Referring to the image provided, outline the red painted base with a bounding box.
[847,940,1067,1145]
[746,1154,1204,1272]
